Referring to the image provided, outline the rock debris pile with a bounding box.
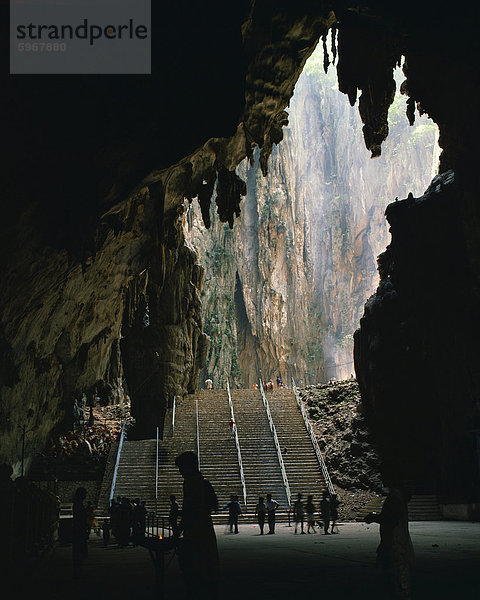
[300,379,383,520]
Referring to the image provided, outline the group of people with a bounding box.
[293,491,340,535]
[45,424,121,461]
[254,376,284,391]
[107,496,148,547]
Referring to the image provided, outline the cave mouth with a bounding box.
[187,41,439,390]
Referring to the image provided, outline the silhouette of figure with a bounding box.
[330,493,340,533]
[255,496,267,534]
[365,485,414,599]
[118,497,132,547]
[265,493,279,534]
[102,519,110,546]
[228,419,235,438]
[174,451,219,599]
[109,498,120,542]
[305,495,316,533]
[132,497,146,546]
[320,491,331,534]
[293,493,306,534]
[72,487,89,578]
[169,494,180,537]
[222,494,242,533]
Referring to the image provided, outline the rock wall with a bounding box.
[187,45,437,388]
[355,170,480,501]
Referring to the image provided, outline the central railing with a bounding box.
[292,377,335,495]
[195,394,200,469]
[109,420,127,503]
[227,379,247,508]
[259,379,291,507]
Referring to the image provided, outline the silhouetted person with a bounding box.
[118,497,132,547]
[330,493,340,533]
[109,498,120,542]
[320,491,331,534]
[132,497,146,546]
[174,451,219,599]
[293,493,305,534]
[305,495,316,533]
[255,497,267,534]
[265,493,279,534]
[169,494,180,537]
[222,494,242,533]
[365,485,414,599]
[102,519,110,546]
[72,487,89,579]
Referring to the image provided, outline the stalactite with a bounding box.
[322,33,330,73]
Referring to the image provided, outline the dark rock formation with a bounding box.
[355,171,480,500]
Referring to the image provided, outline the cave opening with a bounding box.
[187,39,439,391]
[3,5,480,594]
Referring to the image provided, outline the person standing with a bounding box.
[255,497,267,534]
[364,484,414,600]
[293,493,305,534]
[305,495,316,533]
[320,491,331,535]
[330,493,340,534]
[222,494,242,534]
[205,378,213,390]
[72,487,89,579]
[174,451,219,599]
[265,493,279,534]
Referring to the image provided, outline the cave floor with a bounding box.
[26,521,479,600]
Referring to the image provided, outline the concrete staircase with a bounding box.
[196,390,243,512]
[108,387,328,524]
[110,396,197,517]
[408,495,443,520]
[356,494,443,522]
[267,389,327,506]
[230,389,288,514]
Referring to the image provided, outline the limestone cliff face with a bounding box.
[0,192,207,471]
[187,48,437,388]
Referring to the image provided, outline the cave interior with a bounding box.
[1,1,480,509]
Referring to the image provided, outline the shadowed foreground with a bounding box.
[24,522,479,599]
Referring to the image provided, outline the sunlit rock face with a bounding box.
[186,50,437,388]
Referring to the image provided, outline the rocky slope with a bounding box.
[187,45,437,388]
[300,379,382,520]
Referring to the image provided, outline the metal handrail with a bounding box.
[155,426,159,515]
[195,395,200,469]
[109,420,127,503]
[259,379,291,507]
[172,396,176,437]
[291,377,335,495]
[227,379,247,508]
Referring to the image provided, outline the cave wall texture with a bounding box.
[1,0,480,500]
